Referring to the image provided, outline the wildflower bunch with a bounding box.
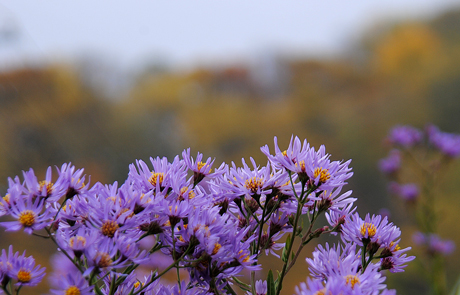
[379,124,460,295]
[0,136,414,294]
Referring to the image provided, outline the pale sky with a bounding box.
[0,1,459,70]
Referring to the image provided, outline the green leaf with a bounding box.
[267,270,276,295]
[232,277,252,292]
[281,234,291,263]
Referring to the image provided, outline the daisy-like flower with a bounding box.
[182,148,225,185]
[325,203,356,234]
[0,193,53,234]
[57,163,88,200]
[56,226,99,259]
[341,213,400,249]
[50,272,92,295]
[10,249,46,287]
[220,158,279,202]
[315,188,355,213]
[128,155,186,195]
[0,245,16,286]
[261,136,353,192]
[261,136,312,173]
[306,243,386,294]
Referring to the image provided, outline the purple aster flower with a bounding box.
[306,242,386,294]
[57,162,89,200]
[426,124,460,158]
[296,273,382,295]
[128,156,186,194]
[379,251,415,273]
[429,236,455,255]
[342,213,401,249]
[387,125,423,148]
[0,245,16,286]
[10,249,46,287]
[413,232,455,256]
[83,236,126,276]
[378,239,415,273]
[0,193,53,234]
[182,148,225,185]
[261,136,353,192]
[56,226,99,259]
[388,182,419,201]
[315,188,355,213]
[0,193,12,217]
[378,150,401,175]
[325,203,356,234]
[246,280,267,295]
[260,136,312,172]
[50,272,92,295]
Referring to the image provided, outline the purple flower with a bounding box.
[315,188,356,213]
[387,125,423,148]
[261,136,353,192]
[388,182,419,201]
[182,148,225,185]
[378,150,401,175]
[57,163,89,200]
[413,232,455,256]
[325,203,356,234]
[426,124,460,158]
[50,272,92,295]
[342,213,401,248]
[9,248,46,286]
[246,280,267,295]
[0,193,53,234]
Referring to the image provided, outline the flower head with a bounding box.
[387,125,423,148]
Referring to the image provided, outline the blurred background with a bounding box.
[0,1,460,294]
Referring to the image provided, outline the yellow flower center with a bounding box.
[212,243,222,255]
[39,180,54,195]
[360,223,377,238]
[314,290,325,295]
[134,281,141,288]
[180,187,196,199]
[149,172,164,187]
[314,168,330,183]
[345,275,360,289]
[197,161,211,172]
[69,236,87,248]
[97,252,112,268]
[238,250,250,263]
[17,269,31,283]
[19,210,36,227]
[101,220,119,238]
[390,241,401,251]
[65,286,81,295]
[245,177,264,193]
[295,160,306,172]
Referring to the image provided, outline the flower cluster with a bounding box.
[379,124,460,295]
[0,136,414,295]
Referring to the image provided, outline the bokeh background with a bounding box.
[0,1,460,294]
